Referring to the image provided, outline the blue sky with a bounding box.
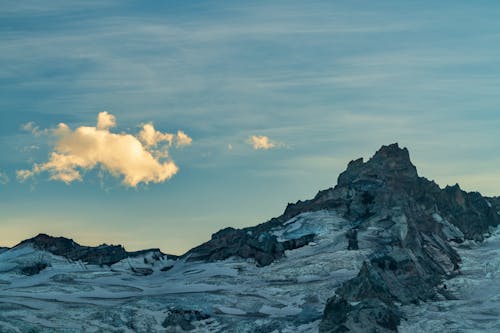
[1,1,500,253]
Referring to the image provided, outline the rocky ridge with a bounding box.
[184,227,315,266]
[15,233,168,266]
[317,144,499,332]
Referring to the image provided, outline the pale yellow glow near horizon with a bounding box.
[0,215,227,256]
[1,223,195,255]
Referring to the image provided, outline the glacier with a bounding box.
[2,215,498,332]
[0,211,368,333]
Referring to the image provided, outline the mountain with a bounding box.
[16,233,172,267]
[183,143,500,332]
[0,143,499,332]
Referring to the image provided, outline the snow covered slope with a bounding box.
[0,211,368,333]
[3,226,500,332]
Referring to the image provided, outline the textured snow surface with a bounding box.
[400,226,500,333]
[272,210,345,242]
[0,211,369,332]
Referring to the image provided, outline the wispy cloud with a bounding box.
[139,123,174,148]
[0,171,9,184]
[17,112,192,187]
[176,130,193,148]
[21,122,46,137]
[0,0,114,16]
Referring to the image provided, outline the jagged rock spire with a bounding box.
[337,143,418,187]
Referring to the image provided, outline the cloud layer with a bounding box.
[17,112,192,187]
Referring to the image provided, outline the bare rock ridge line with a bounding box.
[14,233,175,266]
[183,226,316,267]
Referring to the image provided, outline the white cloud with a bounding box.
[20,145,40,153]
[96,111,116,130]
[17,112,192,187]
[176,130,193,148]
[16,169,32,182]
[139,123,174,147]
[139,124,192,149]
[21,121,45,137]
[247,135,277,150]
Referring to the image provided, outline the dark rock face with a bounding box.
[20,261,49,276]
[160,265,174,272]
[346,229,358,250]
[11,234,176,271]
[15,234,168,266]
[319,295,400,333]
[162,309,210,331]
[434,185,497,241]
[19,233,79,255]
[283,144,499,240]
[317,143,500,332]
[282,233,316,251]
[128,248,169,259]
[130,267,154,276]
[184,227,315,266]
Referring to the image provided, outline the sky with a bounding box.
[1,1,500,254]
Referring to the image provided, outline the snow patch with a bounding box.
[273,210,348,242]
[432,213,464,241]
[216,306,247,315]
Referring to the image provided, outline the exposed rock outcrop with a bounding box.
[162,309,210,331]
[318,143,499,332]
[320,295,400,333]
[184,227,315,266]
[15,234,171,266]
[284,144,499,241]
[20,261,50,276]
[16,233,128,266]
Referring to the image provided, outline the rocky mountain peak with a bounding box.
[16,233,128,266]
[19,233,78,253]
[371,143,416,173]
[337,143,418,188]
[372,142,410,161]
[183,143,500,332]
